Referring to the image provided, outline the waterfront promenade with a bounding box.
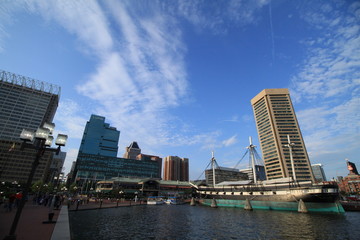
[0,200,144,239]
[0,202,61,240]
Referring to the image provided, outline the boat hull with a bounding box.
[147,200,164,205]
[197,183,344,213]
[199,198,344,213]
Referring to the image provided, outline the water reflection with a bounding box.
[70,205,359,240]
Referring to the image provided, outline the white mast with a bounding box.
[247,137,257,184]
[211,151,216,186]
[285,135,297,182]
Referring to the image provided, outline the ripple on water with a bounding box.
[70,205,360,240]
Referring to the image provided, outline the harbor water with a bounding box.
[69,204,360,240]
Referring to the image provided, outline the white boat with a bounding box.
[165,197,185,205]
[147,196,165,205]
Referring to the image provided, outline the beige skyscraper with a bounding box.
[251,89,314,182]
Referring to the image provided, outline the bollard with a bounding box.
[190,197,196,206]
[43,197,57,224]
[211,198,218,208]
[117,199,119,207]
[244,198,253,211]
[42,212,56,224]
[99,199,103,209]
[76,200,80,211]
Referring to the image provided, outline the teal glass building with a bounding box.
[74,115,161,184]
[79,114,120,157]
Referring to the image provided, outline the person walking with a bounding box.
[7,194,16,212]
[15,191,23,208]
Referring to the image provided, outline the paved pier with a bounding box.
[0,203,61,240]
[1,200,145,239]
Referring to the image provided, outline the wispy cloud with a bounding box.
[223,115,240,122]
[291,1,360,102]
[222,135,238,147]
[0,0,271,155]
[25,0,113,57]
[172,0,269,34]
[290,1,360,172]
[53,99,89,139]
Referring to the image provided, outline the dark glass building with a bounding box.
[79,114,120,157]
[74,116,162,186]
[75,153,161,180]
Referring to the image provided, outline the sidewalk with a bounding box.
[0,200,145,240]
[0,203,60,240]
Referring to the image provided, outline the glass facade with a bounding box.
[79,114,120,157]
[76,153,161,180]
[74,115,161,182]
[311,164,327,182]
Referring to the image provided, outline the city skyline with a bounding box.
[0,1,359,180]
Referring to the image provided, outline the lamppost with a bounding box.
[134,191,138,203]
[4,123,67,240]
[119,190,124,202]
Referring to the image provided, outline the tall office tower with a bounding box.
[78,114,120,157]
[74,115,120,181]
[251,89,314,182]
[163,156,189,181]
[311,164,327,183]
[123,142,141,159]
[0,70,61,183]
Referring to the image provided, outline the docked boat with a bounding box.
[195,137,344,213]
[147,196,165,205]
[165,197,185,205]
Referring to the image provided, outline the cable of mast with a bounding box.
[233,149,249,169]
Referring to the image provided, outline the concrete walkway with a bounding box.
[1,200,146,240]
[0,203,60,240]
[51,206,70,240]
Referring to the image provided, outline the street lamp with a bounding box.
[5,122,67,240]
[119,190,124,202]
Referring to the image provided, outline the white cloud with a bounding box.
[290,2,360,176]
[223,115,240,122]
[24,0,113,56]
[172,0,269,34]
[222,135,238,147]
[53,99,89,139]
[292,2,360,102]
[1,0,273,156]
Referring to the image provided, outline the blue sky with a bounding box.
[0,0,359,180]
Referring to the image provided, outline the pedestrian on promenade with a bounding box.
[54,194,61,210]
[7,194,15,212]
[15,191,23,208]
